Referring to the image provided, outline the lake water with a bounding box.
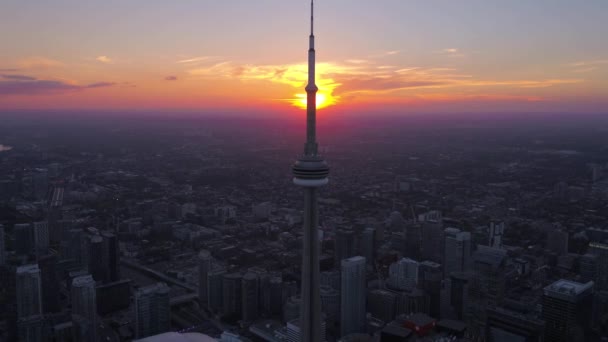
[0,144,13,152]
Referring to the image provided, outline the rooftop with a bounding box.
[544,279,593,301]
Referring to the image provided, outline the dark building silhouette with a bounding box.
[38,253,60,314]
[542,280,593,342]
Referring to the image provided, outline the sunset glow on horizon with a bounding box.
[1,0,607,114]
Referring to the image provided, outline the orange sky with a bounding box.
[1,1,607,114]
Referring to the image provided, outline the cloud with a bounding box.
[346,59,371,64]
[96,56,112,64]
[0,76,115,95]
[17,57,64,69]
[439,48,466,58]
[177,56,219,64]
[165,75,178,81]
[1,74,36,81]
[568,59,608,67]
[566,59,608,73]
[0,69,19,72]
[183,55,584,109]
[85,82,115,88]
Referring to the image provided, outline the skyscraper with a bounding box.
[340,256,366,337]
[291,1,329,341]
[387,257,419,291]
[14,223,34,256]
[71,274,98,342]
[16,264,42,319]
[39,253,60,313]
[208,267,227,313]
[222,272,243,318]
[334,229,355,266]
[542,279,593,342]
[198,250,213,306]
[589,242,608,291]
[101,231,120,282]
[443,228,471,278]
[135,282,171,338]
[32,221,49,257]
[242,272,259,322]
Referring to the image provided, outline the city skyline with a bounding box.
[1,0,607,114]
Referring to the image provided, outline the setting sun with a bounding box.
[293,92,334,110]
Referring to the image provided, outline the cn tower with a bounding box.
[292,1,329,341]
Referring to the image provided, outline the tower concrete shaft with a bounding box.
[291,1,329,341]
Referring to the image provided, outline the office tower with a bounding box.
[101,231,120,282]
[0,224,5,265]
[443,228,471,278]
[404,222,423,260]
[15,223,34,255]
[135,283,171,338]
[542,280,593,342]
[387,258,419,291]
[242,272,259,322]
[418,261,442,318]
[208,268,227,313]
[320,285,340,322]
[16,264,42,318]
[361,227,375,267]
[222,273,243,318]
[198,250,213,306]
[286,318,327,342]
[39,253,60,313]
[33,221,49,256]
[367,289,397,323]
[488,222,505,248]
[589,242,608,291]
[340,256,366,336]
[335,229,355,266]
[291,1,330,340]
[71,274,97,342]
[449,272,472,320]
[421,220,443,264]
[467,246,508,338]
[88,235,105,282]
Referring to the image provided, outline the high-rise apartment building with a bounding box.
[135,283,171,338]
[16,264,42,318]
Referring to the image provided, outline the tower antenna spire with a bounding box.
[311,0,314,36]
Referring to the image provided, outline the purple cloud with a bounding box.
[86,82,115,88]
[1,74,36,81]
[0,76,115,95]
[165,75,178,81]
